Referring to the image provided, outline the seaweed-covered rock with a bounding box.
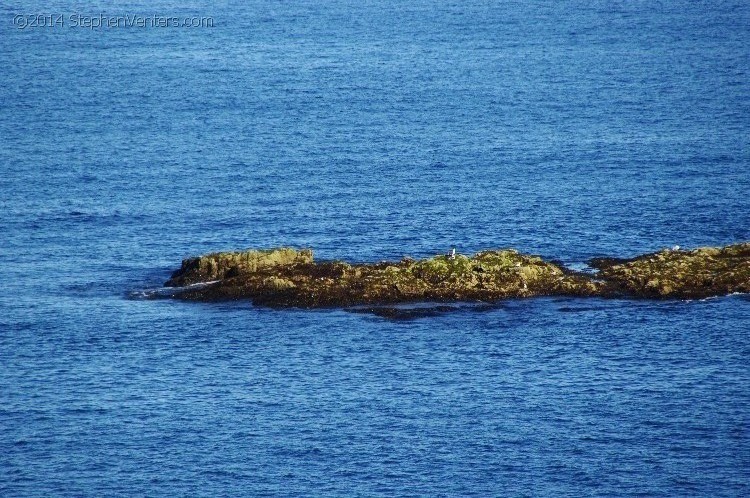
[170,248,602,307]
[165,243,750,308]
[165,247,313,287]
[590,242,750,299]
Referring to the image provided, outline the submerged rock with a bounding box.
[164,243,749,308]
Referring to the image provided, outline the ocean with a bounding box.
[1,1,749,495]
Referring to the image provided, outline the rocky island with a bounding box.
[164,243,750,309]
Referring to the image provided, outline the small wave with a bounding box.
[126,289,169,300]
[557,306,600,313]
[682,291,749,303]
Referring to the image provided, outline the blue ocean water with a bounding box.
[1,1,749,495]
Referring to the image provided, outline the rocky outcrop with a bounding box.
[165,247,313,287]
[164,243,750,308]
[166,247,601,307]
[589,242,750,299]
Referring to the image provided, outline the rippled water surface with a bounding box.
[1,1,749,496]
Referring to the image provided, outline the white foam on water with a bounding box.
[563,262,598,274]
[127,280,221,300]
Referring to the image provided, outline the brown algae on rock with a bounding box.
[165,247,313,287]
[164,243,750,308]
[590,242,750,299]
[166,247,602,307]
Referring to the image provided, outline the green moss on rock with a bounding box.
[165,247,313,287]
[166,243,750,308]
[591,242,750,299]
[171,247,600,307]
